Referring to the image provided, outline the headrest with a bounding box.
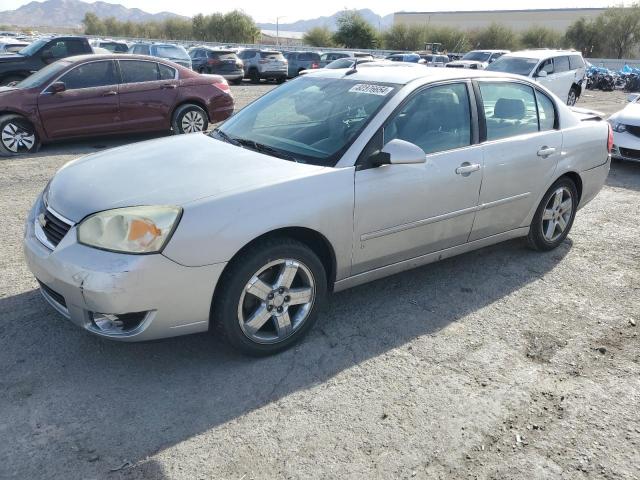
[493,98,525,120]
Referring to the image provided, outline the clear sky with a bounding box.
[0,0,620,23]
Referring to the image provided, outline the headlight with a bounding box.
[77,206,182,254]
[609,120,627,133]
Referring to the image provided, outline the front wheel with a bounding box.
[172,104,209,134]
[0,114,39,157]
[212,237,327,356]
[527,178,578,251]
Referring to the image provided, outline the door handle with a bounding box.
[102,90,117,96]
[537,146,556,157]
[160,84,177,89]
[455,163,481,176]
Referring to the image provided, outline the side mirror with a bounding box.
[537,70,548,78]
[49,81,66,94]
[627,93,640,103]
[369,139,426,167]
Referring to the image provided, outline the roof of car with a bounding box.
[468,49,510,53]
[61,54,190,65]
[502,49,582,60]
[309,64,530,84]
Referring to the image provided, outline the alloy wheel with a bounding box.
[542,187,573,242]
[238,258,316,344]
[181,111,205,133]
[1,122,35,153]
[567,90,577,106]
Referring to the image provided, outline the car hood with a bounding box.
[0,53,24,62]
[448,60,484,68]
[610,103,640,126]
[47,134,326,222]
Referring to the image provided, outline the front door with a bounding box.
[470,80,563,241]
[38,60,120,139]
[352,82,483,275]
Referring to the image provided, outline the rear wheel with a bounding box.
[249,69,260,83]
[527,177,578,251]
[198,67,206,74]
[212,237,327,356]
[172,104,208,134]
[567,87,579,106]
[276,77,286,84]
[231,78,243,85]
[0,115,39,157]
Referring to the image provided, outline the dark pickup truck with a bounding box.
[0,36,93,86]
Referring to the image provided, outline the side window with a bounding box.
[59,61,119,90]
[569,55,584,70]
[131,45,141,54]
[554,56,570,73]
[158,63,176,80]
[538,59,554,75]
[119,61,159,83]
[536,90,556,131]
[385,83,471,154]
[44,40,68,59]
[66,40,87,55]
[480,82,539,141]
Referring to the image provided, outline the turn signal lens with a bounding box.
[607,124,614,153]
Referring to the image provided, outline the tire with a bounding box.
[0,75,24,87]
[0,114,40,157]
[171,104,209,134]
[527,177,578,251]
[567,87,579,106]
[212,236,327,356]
[198,67,206,74]
[276,77,286,84]
[249,69,260,84]
[231,78,243,85]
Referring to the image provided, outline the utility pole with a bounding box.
[276,16,286,46]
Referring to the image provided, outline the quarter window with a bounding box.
[536,91,556,131]
[569,55,584,70]
[158,63,176,80]
[385,83,472,154]
[480,82,539,140]
[120,61,159,83]
[59,61,119,90]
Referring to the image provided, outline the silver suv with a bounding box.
[237,49,287,83]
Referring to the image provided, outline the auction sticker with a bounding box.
[349,84,394,96]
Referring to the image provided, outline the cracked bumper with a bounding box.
[23,198,227,342]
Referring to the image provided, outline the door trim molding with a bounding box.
[360,192,530,242]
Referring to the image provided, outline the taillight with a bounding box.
[208,59,221,66]
[607,123,614,153]
[312,63,319,69]
[211,76,230,93]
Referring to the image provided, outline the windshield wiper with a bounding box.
[234,138,300,163]
[211,128,240,146]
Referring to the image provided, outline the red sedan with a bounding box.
[0,54,234,156]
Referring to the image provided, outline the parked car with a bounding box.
[237,49,287,83]
[24,67,611,356]
[446,50,509,69]
[0,36,93,86]
[189,47,244,84]
[420,54,449,67]
[298,57,373,75]
[129,42,192,69]
[0,37,29,54]
[318,51,373,67]
[90,39,129,53]
[608,93,640,162]
[284,51,320,77]
[486,50,587,106]
[0,54,233,155]
[386,53,422,63]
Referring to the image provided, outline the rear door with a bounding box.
[37,60,120,138]
[117,60,178,132]
[471,80,562,240]
[551,55,573,103]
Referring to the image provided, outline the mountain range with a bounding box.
[0,0,187,28]
[0,0,393,32]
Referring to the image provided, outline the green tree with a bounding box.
[303,26,335,47]
[333,10,379,49]
[565,17,605,56]
[520,26,564,49]
[82,12,105,36]
[192,13,207,40]
[382,24,425,50]
[602,3,640,58]
[426,26,471,53]
[471,23,519,50]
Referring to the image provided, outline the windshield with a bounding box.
[486,57,538,76]
[18,38,48,56]
[462,51,491,62]
[16,60,71,88]
[155,45,189,60]
[213,76,398,167]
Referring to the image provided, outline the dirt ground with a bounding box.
[0,84,638,480]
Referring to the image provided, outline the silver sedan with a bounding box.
[24,67,611,355]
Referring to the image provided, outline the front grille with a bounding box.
[619,147,640,160]
[40,207,72,247]
[37,280,66,308]
[625,124,640,138]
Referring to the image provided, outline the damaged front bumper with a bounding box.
[23,196,226,341]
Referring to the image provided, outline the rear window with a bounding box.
[300,52,320,61]
[154,45,189,60]
[260,51,285,61]
[210,50,238,60]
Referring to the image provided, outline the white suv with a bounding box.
[486,50,587,106]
